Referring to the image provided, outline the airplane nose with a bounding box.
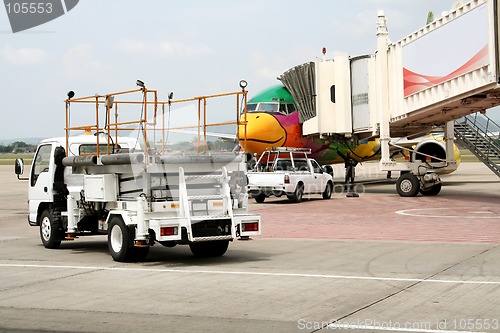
[238,113,286,154]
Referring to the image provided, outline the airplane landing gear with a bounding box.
[396,173,420,197]
[396,172,442,197]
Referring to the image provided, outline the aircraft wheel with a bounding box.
[420,183,442,196]
[396,173,420,197]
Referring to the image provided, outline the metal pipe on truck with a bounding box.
[62,155,98,167]
[100,153,144,165]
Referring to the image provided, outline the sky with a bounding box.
[0,0,497,141]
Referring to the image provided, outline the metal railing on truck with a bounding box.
[63,80,250,159]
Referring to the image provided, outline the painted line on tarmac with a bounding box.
[396,207,500,219]
[1,263,500,286]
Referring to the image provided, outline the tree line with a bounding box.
[0,141,37,154]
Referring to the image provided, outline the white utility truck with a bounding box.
[15,83,261,262]
[247,147,334,203]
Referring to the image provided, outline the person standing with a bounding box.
[336,149,359,197]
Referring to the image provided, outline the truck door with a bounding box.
[310,159,326,194]
[29,144,54,223]
[294,159,313,194]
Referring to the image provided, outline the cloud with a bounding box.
[62,43,106,77]
[0,45,48,65]
[114,38,215,58]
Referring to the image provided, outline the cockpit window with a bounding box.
[258,103,279,112]
[246,103,257,112]
[246,102,283,114]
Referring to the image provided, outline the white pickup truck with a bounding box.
[247,148,334,203]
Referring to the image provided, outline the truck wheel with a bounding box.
[40,210,62,249]
[108,216,149,262]
[288,184,304,203]
[322,181,333,199]
[396,173,420,197]
[420,183,442,196]
[189,240,229,257]
[255,193,266,203]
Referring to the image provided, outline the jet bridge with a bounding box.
[279,0,500,196]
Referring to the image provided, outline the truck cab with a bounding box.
[18,135,137,227]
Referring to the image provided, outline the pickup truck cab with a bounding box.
[247,148,334,203]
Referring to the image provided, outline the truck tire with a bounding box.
[396,173,420,197]
[108,216,149,262]
[255,193,266,203]
[189,240,229,257]
[40,209,63,249]
[322,181,333,199]
[287,183,304,203]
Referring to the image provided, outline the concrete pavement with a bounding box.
[0,163,499,333]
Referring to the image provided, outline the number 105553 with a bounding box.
[5,2,53,14]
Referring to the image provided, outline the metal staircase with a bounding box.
[454,112,500,177]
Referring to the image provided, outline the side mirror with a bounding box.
[15,158,29,180]
[15,158,24,175]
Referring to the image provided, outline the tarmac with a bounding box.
[0,162,499,333]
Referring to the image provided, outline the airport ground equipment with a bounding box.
[247,147,334,203]
[278,0,500,196]
[15,83,260,262]
[454,112,500,177]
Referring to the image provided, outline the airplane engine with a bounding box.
[412,139,446,163]
[411,137,461,172]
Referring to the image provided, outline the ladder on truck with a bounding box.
[454,112,500,177]
[178,167,235,242]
